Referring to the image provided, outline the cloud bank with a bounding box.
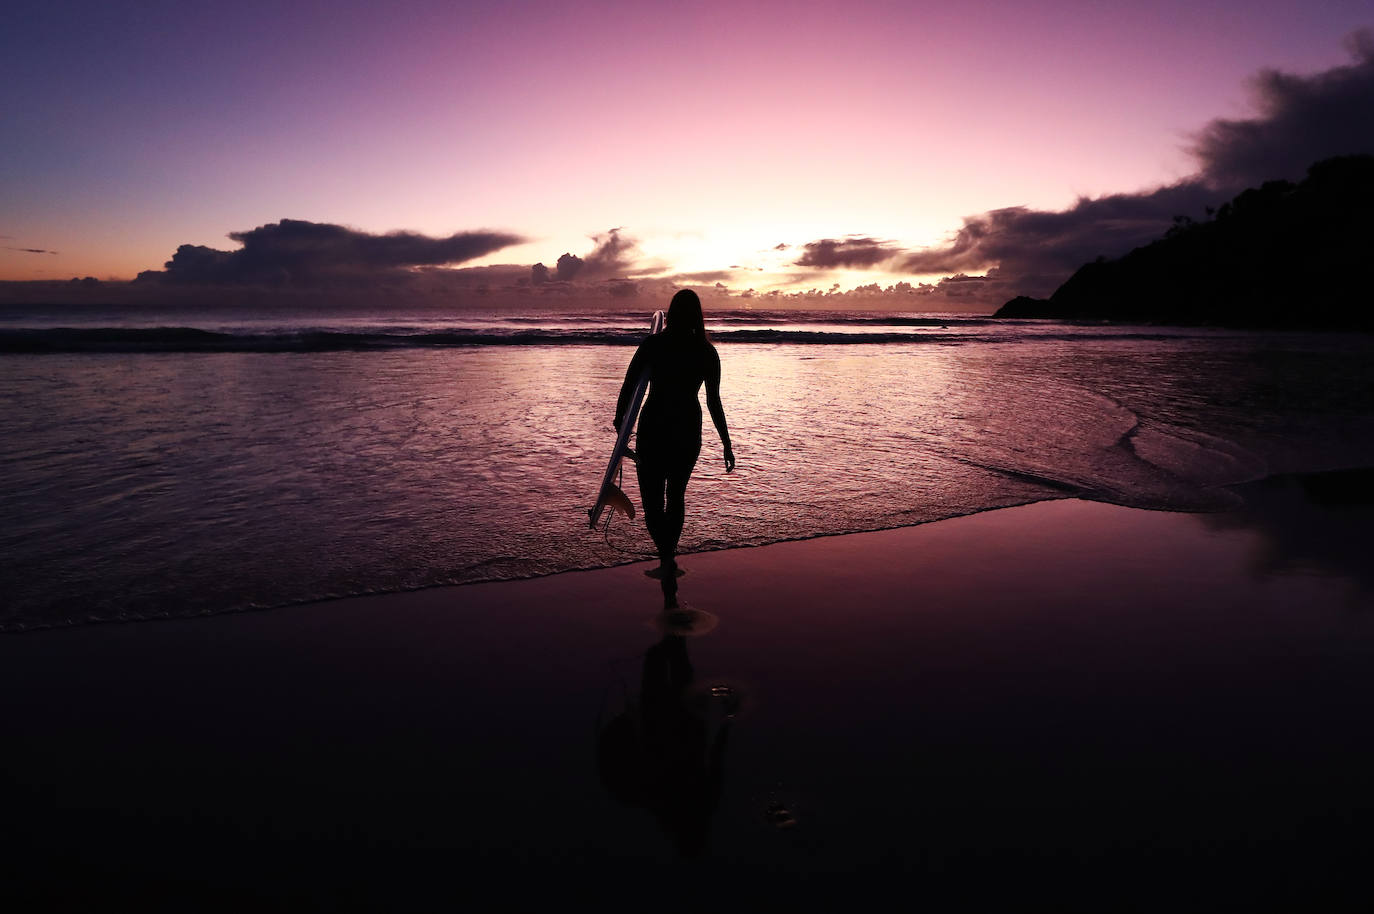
[791,30,1374,308]
[20,32,1371,312]
[95,222,675,309]
[136,219,524,285]
[1193,29,1374,189]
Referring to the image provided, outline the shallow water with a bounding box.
[2,310,1372,630]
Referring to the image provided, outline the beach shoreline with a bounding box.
[9,320,1372,635]
[5,480,1374,910]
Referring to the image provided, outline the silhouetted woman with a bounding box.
[615,289,734,606]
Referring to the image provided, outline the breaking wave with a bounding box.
[2,324,1209,353]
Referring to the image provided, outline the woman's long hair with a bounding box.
[666,289,707,340]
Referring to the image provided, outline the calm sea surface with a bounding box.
[3,307,1372,631]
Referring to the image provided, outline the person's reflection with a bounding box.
[597,631,732,857]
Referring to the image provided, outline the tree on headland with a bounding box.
[996,155,1374,329]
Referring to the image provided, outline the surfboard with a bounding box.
[589,310,666,529]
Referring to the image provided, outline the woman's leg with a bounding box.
[638,433,699,608]
[663,467,692,560]
[663,442,701,562]
[636,458,670,560]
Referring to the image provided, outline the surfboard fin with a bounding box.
[602,484,636,521]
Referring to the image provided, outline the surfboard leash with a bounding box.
[599,460,656,560]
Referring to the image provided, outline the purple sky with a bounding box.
[2,0,1371,309]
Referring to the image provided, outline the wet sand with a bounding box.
[5,476,1374,912]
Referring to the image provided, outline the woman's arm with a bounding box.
[614,342,649,431]
[704,345,735,472]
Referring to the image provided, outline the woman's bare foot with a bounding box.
[644,561,685,579]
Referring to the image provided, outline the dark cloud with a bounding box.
[152,244,234,283]
[5,247,58,255]
[774,243,789,251]
[899,181,1216,297]
[585,228,637,274]
[537,228,643,284]
[796,236,902,268]
[555,252,583,281]
[138,219,523,285]
[1192,29,1374,188]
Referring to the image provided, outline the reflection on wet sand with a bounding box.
[597,559,741,856]
[597,625,736,857]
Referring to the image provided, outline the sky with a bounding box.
[2,0,1372,310]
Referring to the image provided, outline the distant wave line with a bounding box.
[493,313,1001,327]
[0,325,1197,353]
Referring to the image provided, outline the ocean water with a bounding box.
[3,306,1373,631]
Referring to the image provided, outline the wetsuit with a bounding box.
[614,331,724,571]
